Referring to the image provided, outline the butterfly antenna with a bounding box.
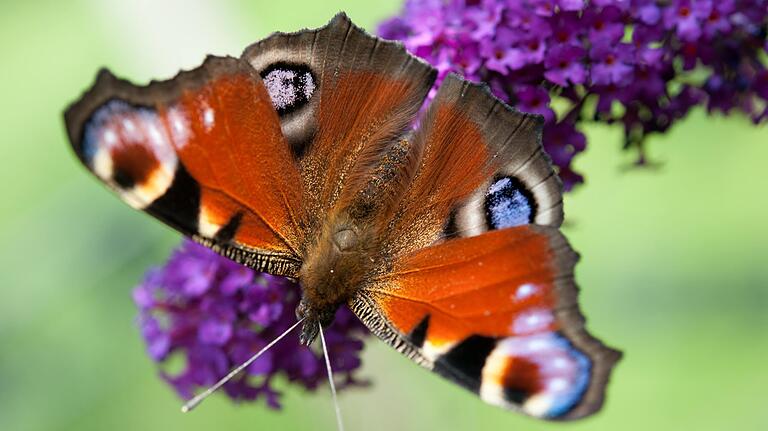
[319,322,345,431]
[180,317,305,413]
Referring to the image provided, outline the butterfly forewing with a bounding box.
[65,57,304,276]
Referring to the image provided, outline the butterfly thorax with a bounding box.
[295,138,414,344]
[296,209,381,344]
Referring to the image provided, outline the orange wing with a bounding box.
[350,225,621,420]
[65,57,303,276]
[242,13,435,234]
[65,14,437,276]
[382,74,564,259]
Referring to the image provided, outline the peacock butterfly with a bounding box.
[63,13,621,421]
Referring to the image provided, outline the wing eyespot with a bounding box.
[260,62,317,117]
[484,175,537,229]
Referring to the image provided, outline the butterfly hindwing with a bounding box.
[346,69,619,419]
[65,56,304,276]
[350,225,620,420]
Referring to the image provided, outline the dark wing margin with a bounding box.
[64,56,303,277]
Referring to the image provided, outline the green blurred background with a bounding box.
[1,1,766,430]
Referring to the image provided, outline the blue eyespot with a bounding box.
[484,176,535,229]
[82,100,130,164]
[544,334,592,418]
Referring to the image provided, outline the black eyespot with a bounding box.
[260,63,316,116]
[484,176,536,229]
[112,168,135,189]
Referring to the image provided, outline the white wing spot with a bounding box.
[552,357,569,370]
[527,337,549,352]
[103,129,118,146]
[122,119,136,134]
[487,177,511,195]
[148,124,164,147]
[514,283,537,300]
[548,378,569,392]
[168,108,189,147]
[512,309,553,334]
[203,108,215,131]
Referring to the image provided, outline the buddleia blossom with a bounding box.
[133,240,369,409]
[379,0,768,190]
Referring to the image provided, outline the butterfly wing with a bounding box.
[242,13,436,235]
[351,226,620,420]
[65,57,304,276]
[65,14,435,276]
[383,73,564,258]
[348,74,619,419]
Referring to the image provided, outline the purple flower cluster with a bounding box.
[380,0,768,190]
[133,240,369,409]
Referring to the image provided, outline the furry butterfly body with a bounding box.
[64,14,620,420]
